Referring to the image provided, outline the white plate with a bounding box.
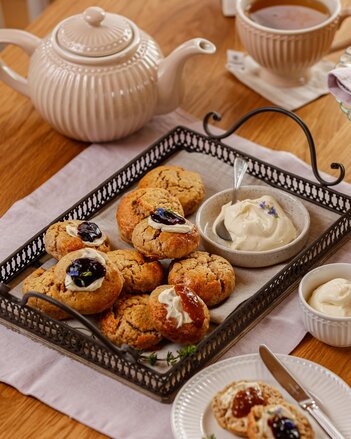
[171,354,351,439]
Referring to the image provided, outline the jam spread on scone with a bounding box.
[232,386,265,417]
[175,285,205,328]
[268,414,300,439]
[66,221,106,246]
[148,208,194,234]
[151,208,186,225]
[66,258,106,290]
[77,221,102,243]
[158,285,206,328]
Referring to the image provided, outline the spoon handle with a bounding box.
[233,157,248,204]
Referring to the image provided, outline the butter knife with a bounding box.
[259,345,345,439]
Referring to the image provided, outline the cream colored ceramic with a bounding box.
[0,6,215,142]
[299,263,351,347]
[236,0,351,86]
[196,186,310,268]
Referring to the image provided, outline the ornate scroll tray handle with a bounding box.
[203,106,345,187]
[21,292,140,363]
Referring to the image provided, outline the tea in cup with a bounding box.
[236,0,351,86]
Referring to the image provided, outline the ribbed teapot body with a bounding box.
[28,32,162,142]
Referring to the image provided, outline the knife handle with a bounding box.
[303,402,345,439]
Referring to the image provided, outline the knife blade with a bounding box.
[259,345,345,439]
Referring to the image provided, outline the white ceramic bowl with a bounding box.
[298,263,351,347]
[195,185,310,268]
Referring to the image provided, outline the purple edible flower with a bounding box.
[259,201,266,209]
[268,206,278,218]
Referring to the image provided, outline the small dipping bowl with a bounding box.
[298,263,351,347]
[196,185,310,268]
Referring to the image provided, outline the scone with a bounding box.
[100,294,163,350]
[23,249,124,319]
[138,165,205,215]
[168,251,235,307]
[148,284,210,344]
[107,249,164,293]
[247,403,314,438]
[116,187,184,243]
[52,248,124,315]
[212,381,284,437]
[131,208,200,260]
[45,220,110,260]
[22,266,69,320]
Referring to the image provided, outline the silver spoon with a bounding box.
[215,157,248,241]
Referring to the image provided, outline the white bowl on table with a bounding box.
[298,263,351,347]
[195,185,310,268]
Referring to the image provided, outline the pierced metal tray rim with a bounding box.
[1,124,350,401]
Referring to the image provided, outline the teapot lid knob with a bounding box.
[83,6,106,26]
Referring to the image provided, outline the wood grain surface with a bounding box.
[0,0,350,437]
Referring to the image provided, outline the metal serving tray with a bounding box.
[0,108,350,402]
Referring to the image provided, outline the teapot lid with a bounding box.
[56,7,135,57]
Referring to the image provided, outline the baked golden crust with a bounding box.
[53,249,124,315]
[212,381,285,437]
[148,285,210,344]
[107,249,164,293]
[116,187,184,243]
[100,294,163,350]
[131,219,200,260]
[247,402,314,438]
[22,266,69,320]
[168,251,235,307]
[23,251,124,319]
[138,165,205,215]
[45,220,110,260]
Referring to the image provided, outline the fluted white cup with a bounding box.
[298,263,351,347]
[236,0,351,86]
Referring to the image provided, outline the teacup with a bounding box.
[236,0,351,86]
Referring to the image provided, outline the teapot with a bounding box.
[0,6,215,142]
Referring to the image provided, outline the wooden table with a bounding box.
[0,0,350,437]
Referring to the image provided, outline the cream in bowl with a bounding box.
[196,186,310,268]
[299,263,351,347]
[308,278,351,317]
[213,195,297,251]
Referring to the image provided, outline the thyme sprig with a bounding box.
[140,344,197,366]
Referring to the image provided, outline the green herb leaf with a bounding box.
[139,344,196,366]
[177,344,196,358]
[148,352,158,366]
[166,351,177,366]
[81,271,93,277]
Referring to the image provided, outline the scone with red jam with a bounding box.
[148,284,209,344]
[212,380,284,436]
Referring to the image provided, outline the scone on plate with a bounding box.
[247,403,314,438]
[131,208,200,260]
[148,284,210,344]
[107,249,164,294]
[116,187,184,243]
[23,248,124,319]
[45,220,110,260]
[212,380,284,437]
[138,165,205,215]
[100,294,163,350]
[168,251,235,307]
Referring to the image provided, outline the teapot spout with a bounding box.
[155,38,216,115]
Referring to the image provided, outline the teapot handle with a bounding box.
[0,29,41,97]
